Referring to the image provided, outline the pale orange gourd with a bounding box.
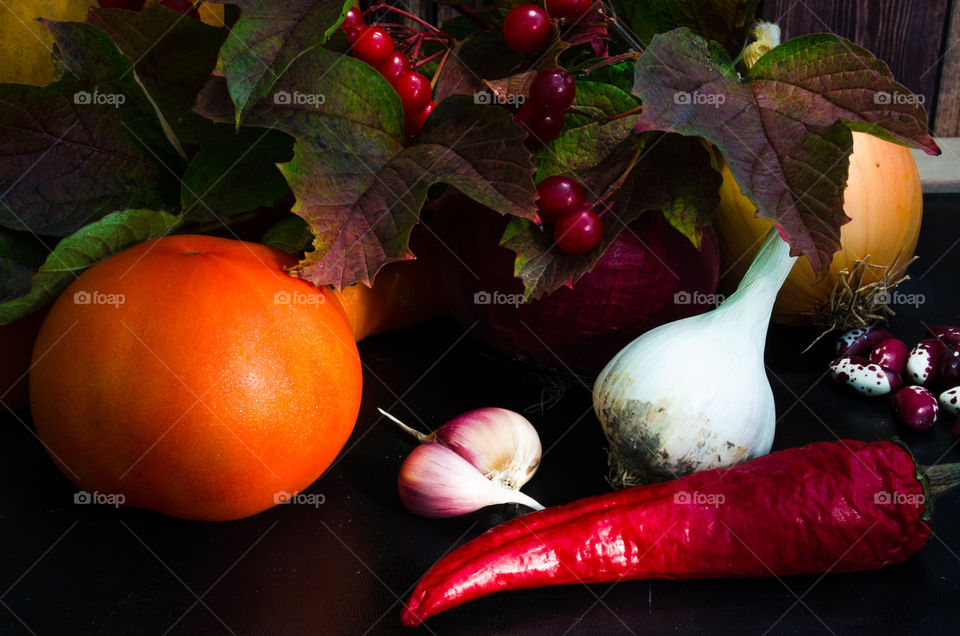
[714,131,923,327]
[330,258,445,342]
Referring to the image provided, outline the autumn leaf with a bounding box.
[0,20,183,237]
[633,28,939,277]
[196,46,539,288]
[215,0,352,125]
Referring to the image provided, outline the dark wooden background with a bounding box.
[375,0,960,136]
[759,0,960,136]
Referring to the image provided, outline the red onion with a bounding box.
[430,191,720,371]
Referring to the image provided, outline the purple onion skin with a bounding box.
[431,191,720,371]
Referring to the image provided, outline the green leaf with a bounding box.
[197,45,539,288]
[261,216,312,255]
[565,59,636,94]
[0,209,181,324]
[611,0,760,58]
[533,80,640,178]
[216,0,352,125]
[633,28,940,277]
[0,20,183,237]
[181,128,294,221]
[503,135,719,299]
[86,1,230,144]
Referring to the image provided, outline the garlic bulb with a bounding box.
[398,443,543,518]
[382,408,544,517]
[593,228,797,486]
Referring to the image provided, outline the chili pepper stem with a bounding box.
[379,408,435,443]
[921,463,960,499]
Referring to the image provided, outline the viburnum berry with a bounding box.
[536,176,585,223]
[554,205,603,254]
[528,68,575,115]
[376,52,412,86]
[351,27,395,66]
[341,7,364,29]
[545,0,593,21]
[502,5,552,54]
[394,71,432,114]
[406,101,435,138]
[515,102,565,144]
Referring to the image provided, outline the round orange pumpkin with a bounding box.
[30,235,362,521]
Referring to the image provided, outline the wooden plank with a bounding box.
[761,1,949,121]
[935,0,960,136]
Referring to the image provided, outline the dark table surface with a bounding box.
[2,195,959,636]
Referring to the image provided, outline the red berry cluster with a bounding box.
[536,176,602,254]
[341,8,435,139]
[515,67,575,144]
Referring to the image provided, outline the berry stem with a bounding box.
[604,105,643,123]
[415,49,446,68]
[376,22,423,37]
[579,51,640,76]
[364,4,453,41]
[595,143,644,205]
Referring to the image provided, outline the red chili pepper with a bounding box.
[402,440,959,626]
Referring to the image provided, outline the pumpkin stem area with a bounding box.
[804,255,916,351]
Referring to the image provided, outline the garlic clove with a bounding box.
[434,408,542,490]
[398,443,544,518]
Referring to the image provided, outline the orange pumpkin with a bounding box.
[30,235,362,521]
